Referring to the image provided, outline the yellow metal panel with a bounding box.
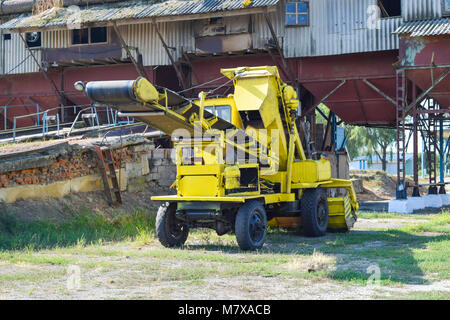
[321,179,359,212]
[327,197,349,230]
[134,77,159,102]
[221,66,280,80]
[178,176,219,197]
[328,197,346,216]
[225,67,288,170]
[291,181,334,189]
[151,193,295,204]
[178,164,224,176]
[292,158,331,183]
[151,195,247,202]
[328,216,348,230]
[224,166,240,190]
[262,193,296,204]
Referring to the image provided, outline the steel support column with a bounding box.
[425,98,438,195]
[412,85,420,197]
[439,117,446,194]
[396,69,407,199]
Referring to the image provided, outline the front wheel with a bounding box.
[235,201,267,251]
[156,202,189,248]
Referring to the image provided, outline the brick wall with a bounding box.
[0,138,178,203]
[0,147,142,189]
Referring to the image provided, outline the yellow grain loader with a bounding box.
[76,66,358,250]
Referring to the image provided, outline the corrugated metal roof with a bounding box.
[0,0,279,30]
[394,18,450,37]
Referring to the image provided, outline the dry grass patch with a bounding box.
[285,249,337,273]
[33,0,64,15]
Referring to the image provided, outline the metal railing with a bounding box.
[5,104,137,143]
[1,104,40,131]
[67,106,102,137]
[12,106,66,142]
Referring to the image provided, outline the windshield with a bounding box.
[204,105,231,123]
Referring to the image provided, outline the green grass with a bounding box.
[0,208,448,299]
[399,211,450,233]
[0,209,156,251]
[357,211,435,219]
[381,291,450,300]
[0,270,66,283]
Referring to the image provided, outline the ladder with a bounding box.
[396,69,407,199]
[93,146,122,206]
[426,99,438,194]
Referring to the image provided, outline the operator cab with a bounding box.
[193,97,243,129]
[204,105,231,123]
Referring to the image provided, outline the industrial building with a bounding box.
[350,154,414,175]
[0,0,449,213]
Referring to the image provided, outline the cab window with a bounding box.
[204,105,231,122]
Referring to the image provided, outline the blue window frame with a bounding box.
[285,1,309,26]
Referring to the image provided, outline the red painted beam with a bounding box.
[399,35,450,108]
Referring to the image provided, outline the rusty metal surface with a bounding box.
[397,32,450,107]
[195,33,252,54]
[0,0,280,30]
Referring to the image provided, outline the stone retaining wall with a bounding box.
[0,136,177,203]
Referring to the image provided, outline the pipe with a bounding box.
[85,80,136,104]
[0,0,126,16]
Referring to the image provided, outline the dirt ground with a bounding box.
[0,208,448,300]
[351,170,430,202]
[0,175,448,300]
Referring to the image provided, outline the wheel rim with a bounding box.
[317,201,327,228]
[249,210,265,243]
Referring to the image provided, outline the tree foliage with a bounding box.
[314,104,397,172]
[345,126,397,171]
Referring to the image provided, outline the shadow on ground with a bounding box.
[185,228,447,285]
[0,207,447,286]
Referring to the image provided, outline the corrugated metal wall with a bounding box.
[252,9,285,49]
[43,29,71,48]
[278,0,402,58]
[402,0,442,21]
[0,0,446,75]
[3,33,39,74]
[122,21,194,66]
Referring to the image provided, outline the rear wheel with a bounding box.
[156,202,189,247]
[235,201,267,251]
[301,188,329,237]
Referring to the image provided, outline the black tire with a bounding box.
[300,188,329,237]
[235,200,267,251]
[156,202,189,248]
